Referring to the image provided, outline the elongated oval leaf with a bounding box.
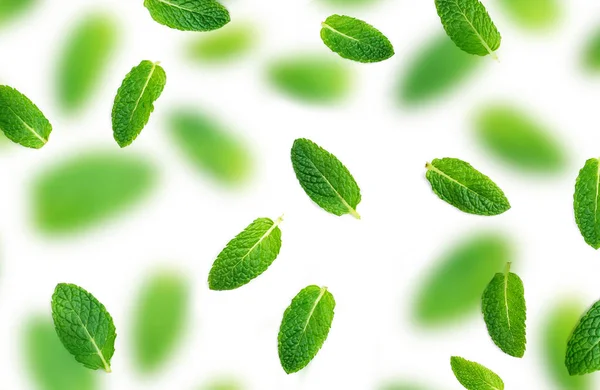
[112,60,166,147]
[51,283,116,372]
[144,0,230,32]
[0,85,51,149]
[497,0,559,30]
[566,299,600,375]
[133,270,190,372]
[574,158,600,249]
[187,23,256,63]
[425,158,510,216]
[320,14,394,63]
[450,356,504,390]
[278,285,335,373]
[434,0,501,58]
[481,262,526,357]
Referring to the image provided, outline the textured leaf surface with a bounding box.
[497,0,559,30]
[51,283,116,372]
[133,271,189,373]
[278,285,335,373]
[0,85,51,148]
[574,158,600,249]
[565,299,600,375]
[0,0,36,26]
[291,138,361,218]
[187,23,255,63]
[32,152,156,233]
[112,60,166,147]
[583,28,600,72]
[450,356,504,390]
[481,263,526,357]
[209,217,282,290]
[425,158,510,215]
[24,316,97,390]
[144,0,230,32]
[434,0,501,57]
[320,14,394,63]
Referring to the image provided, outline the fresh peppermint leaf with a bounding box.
[291,138,361,218]
[0,85,51,149]
[278,285,335,374]
[208,217,283,290]
[320,14,394,63]
[574,158,600,249]
[582,28,600,72]
[451,356,504,390]
[497,0,559,30]
[57,13,118,112]
[0,0,37,26]
[481,262,527,357]
[51,283,116,372]
[187,22,255,63]
[133,270,189,373]
[566,299,600,375]
[112,60,166,148]
[425,158,510,215]
[144,0,230,32]
[434,0,501,58]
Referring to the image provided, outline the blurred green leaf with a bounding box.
[133,270,190,373]
[474,104,566,173]
[24,316,97,390]
[497,0,559,30]
[582,28,600,72]
[202,378,243,390]
[268,55,351,103]
[322,0,379,6]
[399,35,480,105]
[379,382,428,390]
[32,152,156,234]
[187,22,256,63]
[0,0,37,26]
[414,233,511,326]
[168,109,251,185]
[56,13,118,112]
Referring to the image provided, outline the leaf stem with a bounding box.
[504,261,512,275]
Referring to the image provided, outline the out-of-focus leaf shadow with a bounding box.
[582,27,600,73]
[200,377,244,390]
[0,0,37,27]
[377,380,430,390]
[186,22,256,64]
[496,0,560,31]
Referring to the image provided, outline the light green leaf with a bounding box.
[434,0,501,58]
[582,28,600,73]
[278,285,335,374]
[379,381,429,390]
[0,85,51,149]
[425,158,510,216]
[497,0,559,30]
[0,0,37,26]
[291,138,361,218]
[187,22,255,63]
[574,158,600,249]
[481,262,526,358]
[32,152,156,234]
[51,283,116,372]
[566,299,600,375]
[112,60,166,148]
[320,14,394,63]
[450,356,504,390]
[201,377,244,390]
[144,0,230,32]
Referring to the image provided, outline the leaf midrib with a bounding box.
[129,62,157,122]
[6,105,47,144]
[451,0,497,58]
[65,302,111,372]
[426,162,498,206]
[228,217,282,273]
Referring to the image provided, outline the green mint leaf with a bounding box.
[32,152,156,234]
[268,54,351,104]
[143,0,230,32]
[0,85,51,149]
[208,217,283,290]
[450,356,504,390]
[434,0,501,58]
[51,283,116,372]
[474,104,566,173]
[425,158,510,216]
[133,270,190,373]
[565,299,600,375]
[320,14,394,63]
[583,28,600,73]
[497,0,559,30]
[414,232,510,326]
[481,262,527,358]
[291,138,361,218]
[186,22,255,63]
[574,158,600,249]
[0,0,36,26]
[24,316,97,390]
[56,13,118,113]
[278,285,335,374]
[112,60,166,148]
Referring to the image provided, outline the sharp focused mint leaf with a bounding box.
[209,217,283,290]
[583,28,600,72]
[278,285,335,374]
[0,0,36,26]
[112,60,166,148]
[268,55,351,103]
[574,158,600,249]
[566,299,600,375]
[133,270,190,373]
[434,0,501,58]
[57,13,118,112]
[450,356,504,390]
[51,283,116,372]
[414,233,510,325]
[291,138,361,218]
[320,14,394,63]
[425,158,510,216]
[481,262,527,358]
[474,104,566,173]
[24,316,97,390]
[187,22,255,63]
[497,0,559,30]
[0,85,51,149]
[32,152,156,234]
[144,0,230,32]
